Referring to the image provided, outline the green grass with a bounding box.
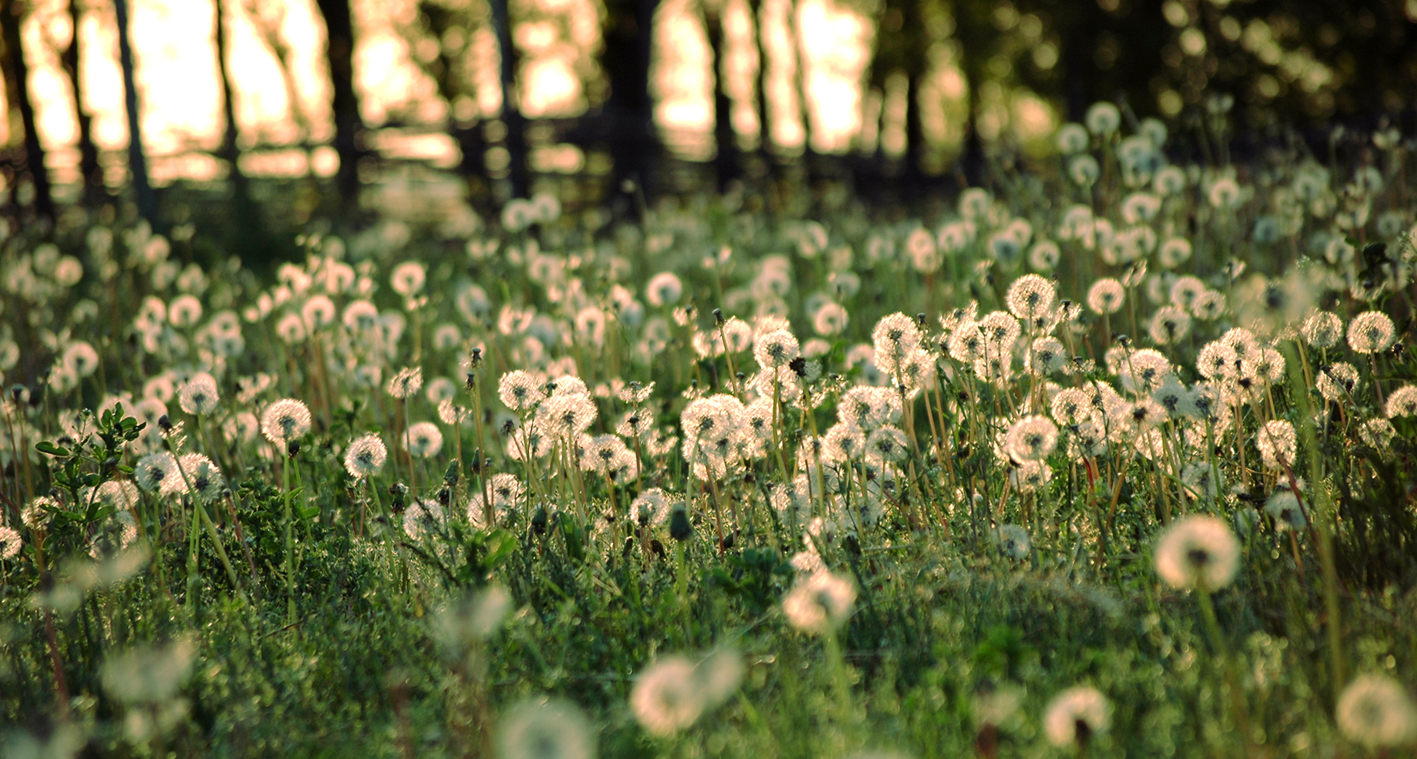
[3,113,1417,758]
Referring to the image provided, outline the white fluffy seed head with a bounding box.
[1154,515,1240,591]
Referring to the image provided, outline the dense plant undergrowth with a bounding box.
[3,106,1417,758]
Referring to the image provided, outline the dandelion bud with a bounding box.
[466,373,476,390]
[158,414,172,432]
[669,505,693,541]
[713,308,724,325]
[286,441,300,458]
[444,461,460,485]
[438,488,450,506]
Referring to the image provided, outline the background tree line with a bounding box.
[0,0,1413,231]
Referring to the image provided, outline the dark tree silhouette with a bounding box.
[314,0,364,205]
[213,0,275,258]
[214,0,245,188]
[867,0,929,184]
[748,0,776,175]
[703,1,739,192]
[414,1,489,199]
[59,0,101,199]
[113,0,155,221]
[593,0,660,204]
[1,0,54,221]
[490,0,528,199]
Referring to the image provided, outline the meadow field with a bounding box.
[2,106,1417,758]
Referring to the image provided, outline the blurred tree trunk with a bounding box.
[751,0,775,178]
[214,0,271,259]
[414,2,488,201]
[314,0,363,207]
[952,1,989,188]
[60,0,101,200]
[598,0,660,206]
[788,0,815,182]
[1,0,55,221]
[213,0,245,188]
[112,0,155,222]
[703,2,738,192]
[490,0,527,199]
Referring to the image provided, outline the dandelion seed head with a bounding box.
[1005,415,1057,461]
[0,525,20,559]
[1009,460,1052,492]
[499,370,547,412]
[754,329,801,370]
[782,571,856,634]
[1069,155,1100,186]
[1055,122,1089,154]
[1028,240,1061,271]
[1085,102,1120,135]
[101,638,196,706]
[1360,417,1397,453]
[1158,237,1193,269]
[390,261,427,297]
[261,399,311,444]
[630,656,704,736]
[813,302,850,336]
[403,499,446,540]
[404,422,445,459]
[1180,462,1222,501]
[90,480,140,511]
[995,524,1030,560]
[135,453,178,494]
[865,425,909,463]
[536,393,598,439]
[1155,515,1240,590]
[1005,274,1056,323]
[387,367,424,399]
[1256,419,1297,471]
[178,373,219,416]
[1386,385,1417,418]
[1335,674,1417,749]
[1086,278,1125,315]
[345,434,387,479]
[1148,305,1192,346]
[1316,363,1360,402]
[168,294,203,327]
[1265,490,1306,531]
[61,341,99,378]
[497,698,595,759]
[1043,686,1111,748]
[1302,311,1343,348]
[89,510,139,560]
[1349,311,1396,354]
[179,453,224,503]
[630,488,672,527]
